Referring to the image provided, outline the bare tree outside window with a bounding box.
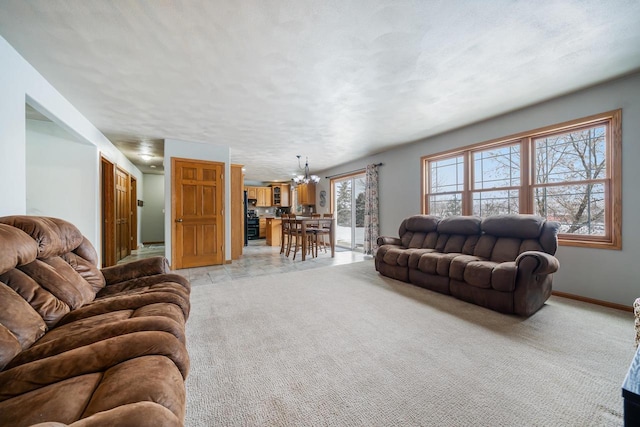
[533,126,607,235]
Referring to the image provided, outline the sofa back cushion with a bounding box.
[399,215,439,248]
[0,268,70,327]
[436,216,482,255]
[0,216,104,308]
[0,216,84,259]
[0,224,38,276]
[479,215,559,261]
[0,282,47,369]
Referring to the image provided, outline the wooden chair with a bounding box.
[287,214,317,260]
[315,213,333,253]
[280,214,292,255]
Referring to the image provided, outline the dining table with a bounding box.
[283,216,335,261]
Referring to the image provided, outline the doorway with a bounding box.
[332,173,366,250]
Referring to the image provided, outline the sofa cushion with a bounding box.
[0,282,47,369]
[417,252,461,276]
[443,235,467,253]
[61,252,106,293]
[437,216,482,235]
[407,248,437,269]
[402,215,439,234]
[0,216,84,259]
[492,262,518,292]
[0,325,22,372]
[383,247,408,267]
[481,214,543,239]
[407,232,428,249]
[463,261,498,289]
[449,255,485,281]
[473,235,497,259]
[491,237,522,263]
[0,268,71,328]
[19,259,95,311]
[0,224,38,276]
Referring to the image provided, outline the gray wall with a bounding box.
[141,173,165,244]
[317,71,640,307]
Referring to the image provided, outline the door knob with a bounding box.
[175,218,183,223]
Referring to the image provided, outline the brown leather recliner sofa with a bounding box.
[375,214,560,316]
[0,216,190,427]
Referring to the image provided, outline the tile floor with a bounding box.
[119,240,368,287]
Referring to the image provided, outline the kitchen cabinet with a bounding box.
[245,186,257,200]
[256,187,271,207]
[297,182,316,206]
[265,218,282,247]
[271,184,290,207]
[259,217,266,238]
[244,186,272,207]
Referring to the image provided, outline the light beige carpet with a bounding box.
[185,260,634,426]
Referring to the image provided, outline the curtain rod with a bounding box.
[325,162,383,179]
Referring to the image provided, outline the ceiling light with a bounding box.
[292,155,320,185]
[150,165,157,168]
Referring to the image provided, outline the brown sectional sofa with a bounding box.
[376,214,560,316]
[0,216,190,426]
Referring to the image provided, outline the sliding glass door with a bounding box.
[332,174,366,250]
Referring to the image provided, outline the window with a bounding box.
[422,110,621,249]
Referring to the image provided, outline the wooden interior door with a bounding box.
[115,167,131,261]
[130,176,138,251]
[101,156,116,267]
[172,158,224,269]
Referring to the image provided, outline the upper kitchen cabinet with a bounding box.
[256,186,271,207]
[245,186,257,200]
[244,186,271,207]
[271,184,290,207]
[297,182,316,206]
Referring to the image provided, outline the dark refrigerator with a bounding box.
[243,190,248,246]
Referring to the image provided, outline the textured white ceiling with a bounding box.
[2,1,640,180]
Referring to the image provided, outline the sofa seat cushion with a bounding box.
[382,247,410,267]
[407,248,437,269]
[98,273,190,298]
[0,373,103,426]
[0,355,186,426]
[463,261,498,289]
[58,282,191,327]
[449,255,485,281]
[459,260,518,291]
[417,252,462,276]
[7,304,187,369]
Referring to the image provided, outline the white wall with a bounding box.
[164,139,231,264]
[141,173,165,244]
[0,35,142,261]
[26,120,98,239]
[317,72,640,307]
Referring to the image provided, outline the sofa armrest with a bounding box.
[101,256,170,286]
[515,251,559,275]
[377,236,402,246]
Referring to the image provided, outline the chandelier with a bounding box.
[293,155,320,184]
